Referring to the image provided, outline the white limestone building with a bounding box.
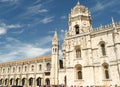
[0,1,120,87]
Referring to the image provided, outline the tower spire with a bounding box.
[53,31,59,41]
[52,31,59,45]
[111,17,115,28]
[51,31,59,85]
[77,0,80,5]
[111,17,117,33]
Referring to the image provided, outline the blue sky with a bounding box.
[0,0,120,63]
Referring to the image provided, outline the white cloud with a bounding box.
[0,27,7,35]
[34,0,41,4]
[0,0,18,2]
[59,29,66,41]
[40,16,54,24]
[0,0,19,5]
[27,3,42,13]
[0,37,51,63]
[12,29,24,34]
[20,45,50,57]
[20,2,48,18]
[0,23,22,35]
[6,37,20,43]
[1,23,22,29]
[90,0,117,13]
[38,9,48,13]
[36,35,53,46]
[61,29,65,33]
[61,16,67,19]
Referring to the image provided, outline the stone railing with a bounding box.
[92,21,120,32]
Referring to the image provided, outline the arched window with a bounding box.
[3,69,5,73]
[16,78,19,85]
[0,79,2,85]
[75,64,82,79]
[0,79,1,85]
[13,67,15,73]
[29,78,33,86]
[100,42,106,56]
[25,66,27,72]
[10,78,13,85]
[1,79,3,85]
[75,25,80,34]
[46,63,51,71]
[31,65,34,71]
[18,67,21,72]
[8,68,10,73]
[22,78,26,86]
[103,63,109,79]
[53,48,54,52]
[76,49,81,58]
[39,64,42,71]
[78,71,82,79]
[36,77,41,86]
[5,79,8,85]
[45,78,50,85]
[75,46,81,58]
[55,48,56,52]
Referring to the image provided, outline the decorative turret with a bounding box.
[67,1,92,36]
[52,31,59,46]
[51,31,59,85]
[112,17,116,28]
[111,17,118,33]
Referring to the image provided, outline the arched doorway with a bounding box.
[36,77,41,86]
[16,78,19,85]
[10,78,13,85]
[5,79,8,85]
[29,77,33,86]
[0,79,2,85]
[45,78,50,85]
[22,78,26,86]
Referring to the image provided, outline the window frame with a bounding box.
[102,63,110,79]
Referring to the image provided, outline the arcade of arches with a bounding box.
[0,77,50,86]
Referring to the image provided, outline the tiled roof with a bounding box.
[0,55,51,67]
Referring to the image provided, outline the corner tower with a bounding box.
[51,31,59,85]
[68,1,92,36]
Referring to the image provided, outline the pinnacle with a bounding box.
[77,0,80,5]
[111,17,115,24]
[54,31,58,37]
[111,17,116,28]
[53,31,59,41]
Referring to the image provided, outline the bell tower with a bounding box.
[68,1,92,36]
[51,31,59,85]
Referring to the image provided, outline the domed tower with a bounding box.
[62,2,93,86]
[51,31,59,85]
[68,1,92,36]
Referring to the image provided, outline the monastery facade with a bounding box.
[0,1,120,87]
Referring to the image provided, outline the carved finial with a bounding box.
[54,30,58,38]
[77,0,80,5]
[53,29,58,40]
[111,17,116,28]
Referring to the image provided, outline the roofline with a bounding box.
[0,55,51,66]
